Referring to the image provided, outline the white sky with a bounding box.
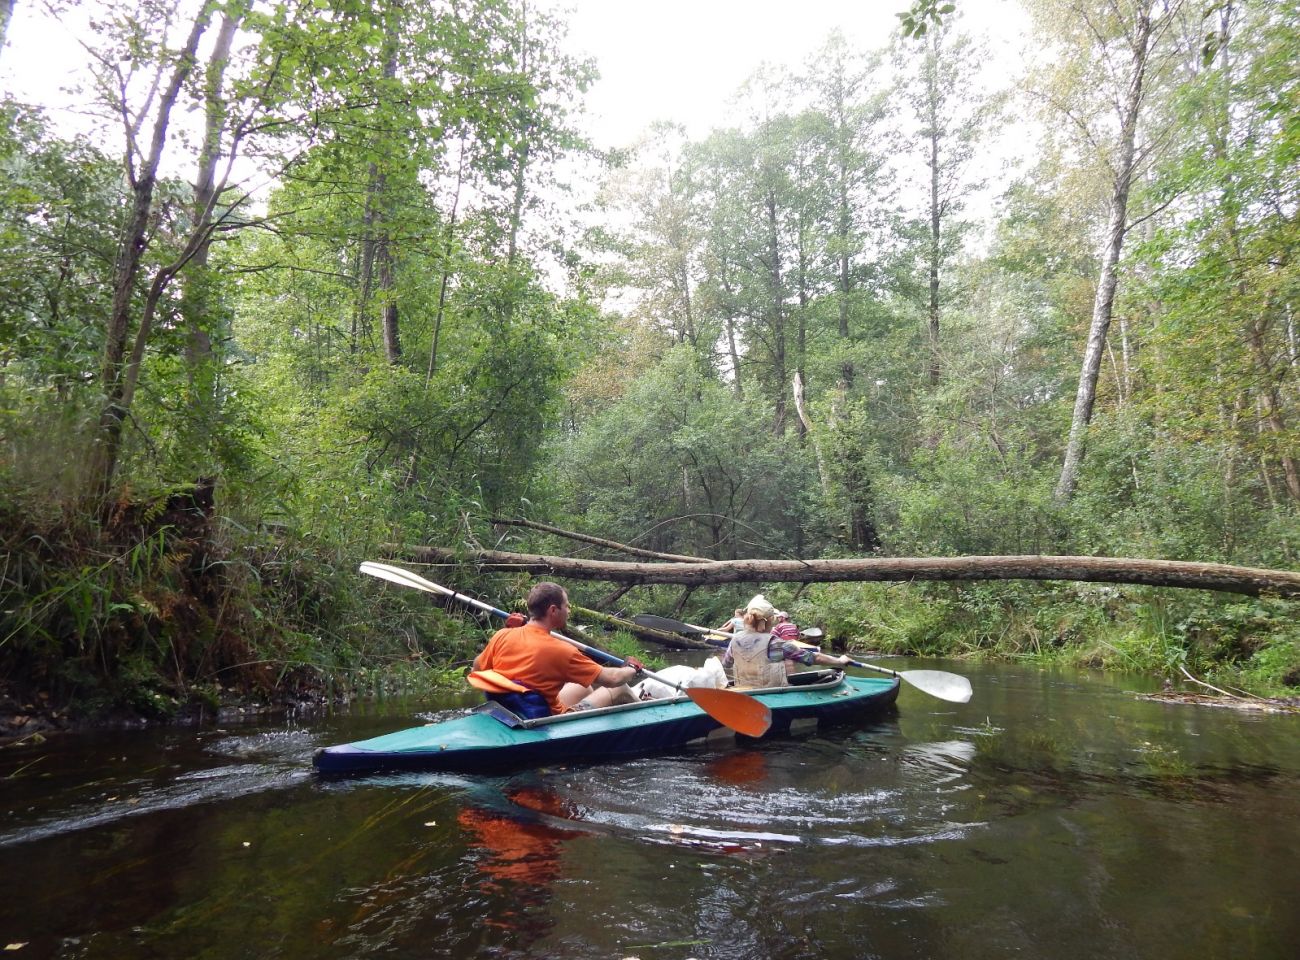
[3,0,1030,150]
[546,0,1030,150]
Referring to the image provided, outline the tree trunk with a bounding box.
[794,201,810,439]
[1054,5,1153,503]
[1247,318,1300,500]
[353,168,380,353]
[793,372,833,501]
[506,3,531,266]
[724,266,744,398]
[835,70,855,389]
[927,32,942,387]
[181,7,241,400]
[359,7,403,363]
[679,255,696,346]
[765,187,787,435]
[427,138,467,382]
[378,240,401,363]
[89,3,216,500]
[508,139,530,265]
[383,545,1300,599]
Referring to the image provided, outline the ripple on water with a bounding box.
[202,727,321,763]
[0,730,320,848]
[483,727,986,855]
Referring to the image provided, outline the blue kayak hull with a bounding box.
[314,671,899,775]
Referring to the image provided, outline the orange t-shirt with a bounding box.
[475,623,603,714]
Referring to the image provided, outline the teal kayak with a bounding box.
[314,670,900,775]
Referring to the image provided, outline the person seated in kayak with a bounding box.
[714,608,744,634]
[772,609,804,676]
[472,581,643,717]
[722,595,848,688]
[772,609,800,644]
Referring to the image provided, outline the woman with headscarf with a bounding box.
[721,594,849,688]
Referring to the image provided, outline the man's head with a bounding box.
[526,581,569,627]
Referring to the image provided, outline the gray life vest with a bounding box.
[727,630,788,689]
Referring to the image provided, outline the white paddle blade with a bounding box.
[900,669,973,703]
[360,561,443,595]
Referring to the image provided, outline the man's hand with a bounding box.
[624,656,645,674]
[504,612,526,628]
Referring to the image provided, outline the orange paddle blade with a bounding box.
[686,688,772,737]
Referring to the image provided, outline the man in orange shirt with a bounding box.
[473,581,641,715]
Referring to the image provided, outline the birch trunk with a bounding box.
[926,32,942,387]
[793,372,833,501]
[1054,5,1154,503]
[765,187,787,435]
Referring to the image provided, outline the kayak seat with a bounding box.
[788,669,839,687]
[485,689,550,720]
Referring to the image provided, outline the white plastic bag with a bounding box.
[633,657,727,700]
[694,656,727,689]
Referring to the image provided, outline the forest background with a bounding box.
[0,0,1296,721]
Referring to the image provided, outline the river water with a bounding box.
[2,660,1298,959]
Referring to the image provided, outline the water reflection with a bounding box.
[706,749,769,786]
[460,787,586,894]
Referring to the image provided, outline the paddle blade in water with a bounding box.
[687,688,772,737]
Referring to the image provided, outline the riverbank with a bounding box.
[0,678,336,748]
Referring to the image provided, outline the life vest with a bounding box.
[727,631,788,689]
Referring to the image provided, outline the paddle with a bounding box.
[631,613,730,641]
[638,612,824,641]
[635,612,832,652]
[842,658,973,703]
[358,562,772,736]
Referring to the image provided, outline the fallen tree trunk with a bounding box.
[380,544,1300,599]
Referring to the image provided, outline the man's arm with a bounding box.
[591,664,640,688]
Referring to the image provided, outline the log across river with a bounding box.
[385,545,1300,598]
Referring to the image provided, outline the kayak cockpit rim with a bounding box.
[475,670,852,729]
